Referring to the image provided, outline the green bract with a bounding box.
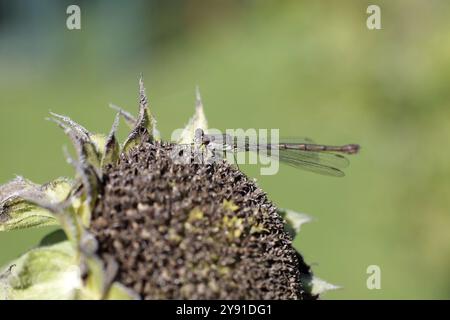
[0,76,335,300]
[0,241,79,300]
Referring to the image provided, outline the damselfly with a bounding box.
[186,128,360,177]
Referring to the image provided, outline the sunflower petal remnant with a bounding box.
[177,86,208,144]
[278,208,313,238]
[301,275,341,297]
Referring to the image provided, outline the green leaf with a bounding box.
[0,177,73,231]
[110,103,161,142]
[0,176,37,199]
[105,282,140,300]
[16,189,86,248]
[78,256,105,299]
[42,178,74,202]
[58,205,86,247]
[0,199,57,231]
[0,241,80,300]
[101,112,120,168]
[63,148,101,225]
[123,75,156,152]
[90,133,107,159]
[176,86,208,144]
[78,254,120,300]
[278,208,312,238]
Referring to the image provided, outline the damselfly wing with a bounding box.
[180,129,360,177]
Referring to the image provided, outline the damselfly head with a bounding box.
[343,144,360,155]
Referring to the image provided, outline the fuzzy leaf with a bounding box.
[109,103,137,128]
[102,112,120,168]
[63,148,101,226]
[78,255,119,300]
[90,134,107,159]
[58,207,85,247]
[177,86,208,144]
[123,75,156,152]
[0,202,57,231]
[278,208,312,238]
[49,112,91,139]
[78,256,105,299]
[0,176,37,200]
[48,113,102,173]
[110,102,160,142]
[301,275,341,296]
[0,177,73,231]
[42,178,74,202]
[16,185,86,248]
[16,194,83,249]
[0,241,81,300]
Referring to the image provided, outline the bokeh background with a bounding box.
[1,0,450,299]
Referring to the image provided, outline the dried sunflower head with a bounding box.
[0,76,336,300]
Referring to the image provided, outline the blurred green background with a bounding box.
[1,0,450,299]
